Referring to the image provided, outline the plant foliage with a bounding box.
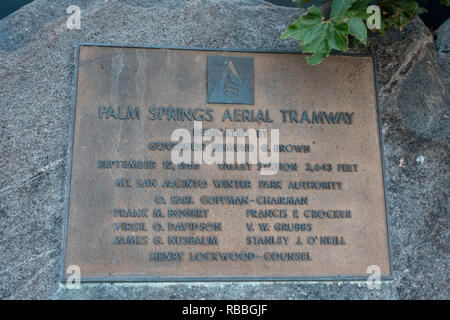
[282,0,448,65]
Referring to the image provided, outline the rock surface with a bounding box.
[436,17,450,57]
[0,0,448,299]
[436,17,450,125]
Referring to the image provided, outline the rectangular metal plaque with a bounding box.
[63,45,392,281]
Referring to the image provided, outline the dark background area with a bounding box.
[0,0,33,20]
[418,0,450,30]
[0,0,448,29]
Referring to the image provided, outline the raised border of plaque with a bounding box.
[61,44,394,282]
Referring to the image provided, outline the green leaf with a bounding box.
[301,5,324,21]
[303,22,330,65]
[331,0,357,19]
[348,17,367,44]
[303,20,350,65]
[293,0,314,8]
[281,5,323,41]
[280,24,303,40]
[416,7,428,14]
[328,22,350,51]
[379,18,387,35]
[306,37,330,65]
[349,0,371,19]
[281,3,359,65]
[378,0,428,32]
[350,0,370,12]
[403,1,419,11]
[398,12,409,27]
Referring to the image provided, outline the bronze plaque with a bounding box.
[62,45,392,281]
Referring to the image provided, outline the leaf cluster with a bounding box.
[282,0,446,65]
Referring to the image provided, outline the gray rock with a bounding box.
[0,0,448,299]
[360,17,449,142]
[435,18,450,135]
[436,17,450,56]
